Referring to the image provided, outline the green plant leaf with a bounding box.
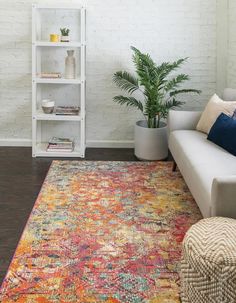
[164,74,189,92]
[170,89,202,97]
[131,46,158,87]
[164,98,184,111]
[113,95,143,111]
[159,98,185,119]
[113,71,139,94]
[60,28,69,36]
[155,58,188,81]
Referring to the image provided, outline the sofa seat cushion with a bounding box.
[169,130,236,217]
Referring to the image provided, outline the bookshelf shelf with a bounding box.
[35,110,83,121]
[34,41,84,47]
[34,77,83,84]
[32,5,86,158]
[35,143,82,158]
[33,5,83,10]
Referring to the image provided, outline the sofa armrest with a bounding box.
[167,110,202,134]
[211,176,236,218]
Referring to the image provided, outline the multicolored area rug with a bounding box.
[0,161,202,303]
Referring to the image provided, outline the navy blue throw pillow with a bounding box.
[207,113,236,156]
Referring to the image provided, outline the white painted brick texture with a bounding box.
[228,0,236,88]
[0,0,217,145]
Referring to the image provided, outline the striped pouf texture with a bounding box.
[180,217,236,303]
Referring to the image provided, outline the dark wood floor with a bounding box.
[0,147,140,285]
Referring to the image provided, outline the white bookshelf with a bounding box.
[32,4,86,158]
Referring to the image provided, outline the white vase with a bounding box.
[65,50,76,79]
[135,120,168,160]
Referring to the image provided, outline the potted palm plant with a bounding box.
[113,46,201,160]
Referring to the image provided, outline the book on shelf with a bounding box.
[47,137,74,152]
[55,106,80,116]
[50,137,73,144]
[39,72,62,79]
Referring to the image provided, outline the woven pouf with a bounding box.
[180,217,236,303]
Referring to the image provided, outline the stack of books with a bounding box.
[47,137,74,152]
[55,106,80,115]
[40,72,62,79]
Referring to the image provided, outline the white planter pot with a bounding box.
[135,120,168,160]
[61,35,70,42]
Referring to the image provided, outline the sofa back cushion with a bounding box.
[196,94,236,134]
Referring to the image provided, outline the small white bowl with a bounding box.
[42,99,54,107]
[42,100,55,114]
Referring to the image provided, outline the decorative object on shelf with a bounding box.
[41,99,55,114]
[65,50,76,79]
[40,72,62,79]
[47,137,74,152]
[60,28,70,42]
[113,46,201,160]
[50,34,60,42]
[55,106,80,115]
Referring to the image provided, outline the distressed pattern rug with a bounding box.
[0,161,202,303]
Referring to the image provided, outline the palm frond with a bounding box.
[164,74,189,92]
[165,98,185,110]
[168,58,188,72]
[156,58,188,80]
[131,46,155,68]
[131,46,158,87]
[130,46,142,56]
[160,98,185,119]
[113,71,139,94]
[170,88,201,97]
[113,95,143,111]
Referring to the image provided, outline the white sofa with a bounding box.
[168,89,236,218]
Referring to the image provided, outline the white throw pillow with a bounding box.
[196,94,236,134]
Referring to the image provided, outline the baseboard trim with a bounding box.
[86,140,134,148]
[0,139,32,147]
[0,139,134,148]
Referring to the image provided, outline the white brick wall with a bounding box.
[228,0,236,88]
[0,0,218,146]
